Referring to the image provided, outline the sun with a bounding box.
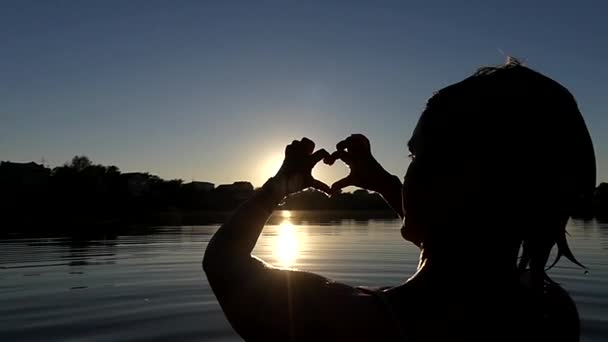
[257,154,284,185]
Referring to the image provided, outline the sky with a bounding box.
[1,0,607,187]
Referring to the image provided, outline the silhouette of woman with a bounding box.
[203,59,595,341]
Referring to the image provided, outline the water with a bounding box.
[1,214,607,341]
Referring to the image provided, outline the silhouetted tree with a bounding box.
[69,155,93,172]
[4,155,605,234]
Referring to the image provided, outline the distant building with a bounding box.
[0,161,50,186]
[185,181,214,192]
[216,181,254,193]
[216,181,254,201]
[233,181,253,192]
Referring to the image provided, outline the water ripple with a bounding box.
[0,218,606,341]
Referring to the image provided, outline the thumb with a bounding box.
[311,149,330,165]
[311,178,331,195]
[330,175,354,195]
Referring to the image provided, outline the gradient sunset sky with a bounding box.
[2,1,607,187]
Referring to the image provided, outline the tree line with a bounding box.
[0,156,394,233]
[2,156,608,234]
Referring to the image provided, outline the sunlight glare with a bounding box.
[273,220,300,268]
[259,154,283,184]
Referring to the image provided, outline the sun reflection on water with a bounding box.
[273,220,301,268]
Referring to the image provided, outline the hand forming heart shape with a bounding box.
[272,134,389,197]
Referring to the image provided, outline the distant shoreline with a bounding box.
[1,209,398,238]
[2,158,607,238]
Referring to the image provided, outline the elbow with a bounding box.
[202,245,218,275]
[202,243,232,276]
[203,244,252,279]
[203,232,225,275]
[203,249,224,292]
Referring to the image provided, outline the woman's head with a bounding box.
[401,59,596,277]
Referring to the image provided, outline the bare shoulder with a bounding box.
[515,280,581,341]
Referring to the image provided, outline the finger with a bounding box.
[347,134,371,153]
[336,134,359,151]
[331,175,354,195]
[311,178,331,194]
[336,137,349,152]
[300,137,315,155]
[329,150,353,165]
[285,140,300,156]
[323,153,336,165]
[337,134,370,153]
[310,149,330,165]
[350,134,370,146]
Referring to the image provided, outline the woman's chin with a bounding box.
[401,224,423,248]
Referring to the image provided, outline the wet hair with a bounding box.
[409,58,596,285]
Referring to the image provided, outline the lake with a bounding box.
[1,212,607,341]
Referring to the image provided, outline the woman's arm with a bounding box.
[203,179,283,265]
[203,138,330,265]
[373,172,404,218]
[203,138,381,340]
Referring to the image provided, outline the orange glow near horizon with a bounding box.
[254,151,338,188]
[257,154,283,186]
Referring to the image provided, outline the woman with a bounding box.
[203,60,595,341]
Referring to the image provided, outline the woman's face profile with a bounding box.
[399,94,484,248]
[400,127,432,248]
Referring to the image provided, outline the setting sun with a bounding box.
[257,154,284,185]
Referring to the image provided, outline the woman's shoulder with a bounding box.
[383,278,580,341]
[518,271,580,336]
[505,274,579,341]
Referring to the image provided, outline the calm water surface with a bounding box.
[1,213,607,341]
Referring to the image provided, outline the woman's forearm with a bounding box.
[204,138,330,273]
[203,179,284,269]
[376,172,404,218]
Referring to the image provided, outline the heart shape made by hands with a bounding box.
[310,152,350,192]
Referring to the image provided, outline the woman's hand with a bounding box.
[325,134,393,195]
[269,137,331,198]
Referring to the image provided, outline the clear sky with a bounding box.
[1,1,607,187]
